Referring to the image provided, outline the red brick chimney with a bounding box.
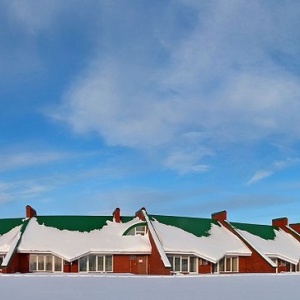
[135,207,147,221]
[272,217,288,228]
[26,205,37,218]
[112,208,121,223]
[211,210,227,222]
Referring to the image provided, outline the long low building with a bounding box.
[1,206,300,275]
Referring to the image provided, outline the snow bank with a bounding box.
[0,273,299,300]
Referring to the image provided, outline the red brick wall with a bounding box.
[70,260,78,272]
[2,252,29,273]
[148,233,170,275]
[199,263,211,274]
[114,255,131,273]
[239,255,275,273]
[114,255,150,274]
[2,252,18,273]
[18,253,30,273]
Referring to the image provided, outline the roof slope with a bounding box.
[150,215,251,263]
[231,222,300,264]
[0,218,23,235]
[0,218,24,254]
[36,216,113,232]
[17,216,151,261]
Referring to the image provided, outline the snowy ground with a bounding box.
[1,273,299,300]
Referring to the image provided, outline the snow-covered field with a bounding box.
[1,273,299,300]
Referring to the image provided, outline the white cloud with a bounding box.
[164,150,210,174]
[247,170,274,185]
[52,1,300,174]
[247,157,300,185]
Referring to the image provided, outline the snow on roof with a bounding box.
[0,225,22,253]
[151,218,251,263]
[232,225,300,264]
[18,217,151,261]
[142,211,171,268]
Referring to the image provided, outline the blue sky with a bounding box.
[1,0,300,224]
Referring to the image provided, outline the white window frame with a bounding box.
[29,254,63,273]
[0,255,4,269]
[167,255,198,274]
[79,255,113,273]
[217,256,239,273]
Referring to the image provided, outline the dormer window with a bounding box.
[127,225,147,236]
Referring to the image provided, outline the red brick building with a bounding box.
[1,206,300,275]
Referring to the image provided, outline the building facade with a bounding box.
[1,206,300,275]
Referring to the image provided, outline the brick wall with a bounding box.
[148,233,170,275]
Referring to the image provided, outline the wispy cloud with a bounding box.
[51,1,300,174]
[247,158,300,185]
[247,170,274,185]
[0,151,73,171]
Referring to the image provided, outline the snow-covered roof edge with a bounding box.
[226,221,277,268]
[142,210,171,268]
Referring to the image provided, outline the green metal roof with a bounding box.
[149,214,220,237]
[0,218,24,235]
[230,222,277,240]
[36,215,134,232]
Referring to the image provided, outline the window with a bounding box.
[0,256,4,269]
[29,254,63,272]
[127,225,147,236]
[199,258,208,266]
[218,257,238,273]
[189,257,197,272]
[79,255,113,272]
[278,259,286,267]
[54,256,63,272]
[167,256,198,274]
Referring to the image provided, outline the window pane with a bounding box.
[97,256,104,271]
[54,256,62,272]
[226,258,231,272]
[232,257,238,272]
[89,255,96,272]
[29,255,37,271]
[219,258,225,272]
[46,255,53,271]
[79,256,88,272]
[174,257,180,271]
[190,257,197,273]
[38,256,45,271]
[167,256,174,270]
[127,228,135,235]
[136,226,146,235]
[105,256,112,272]
[182,257,188,272]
